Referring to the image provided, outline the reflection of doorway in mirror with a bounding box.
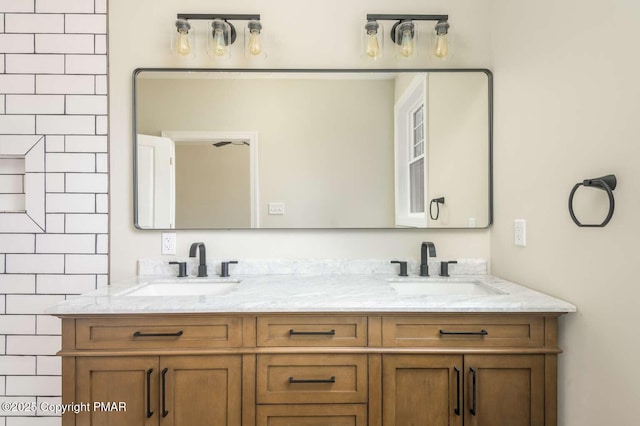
[161,131,259,229]
[137,134,175,229]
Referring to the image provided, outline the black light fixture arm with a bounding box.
[366,14,448,22]
[177,13,260,21]
[366,14,449,45]
[176,13,261,47]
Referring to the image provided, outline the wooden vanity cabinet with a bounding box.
[73,355,241,426]
[60,313,562,426]
[382,354,544,426]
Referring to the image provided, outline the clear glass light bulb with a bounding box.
[213,28,227,56]
[248,29,262,55]
[176,29,190,56]
[399,29,414,57]
[434,33,449,58]
[366,31,380,58]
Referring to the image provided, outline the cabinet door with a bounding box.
[382,355,463,426]
[464,354,544,426]
[76,356,158,426]
[159,355,242,426]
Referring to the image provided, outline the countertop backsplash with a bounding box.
[138,258,488,277]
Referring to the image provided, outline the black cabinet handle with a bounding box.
[470,367,477,416]
[439,329,488,336]
[454,366,461,416]
[134,330,184,338]
[161,368,169,417]
[288,376,336,384]
[288,329,336,336]
[146,368,154,418]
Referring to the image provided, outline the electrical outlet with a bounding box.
[514,219,526,247]
[268,202,285,215]
[162,233,176,255]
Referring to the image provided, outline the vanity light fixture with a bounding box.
[172,18,193,57]
[173,14,263,59]
[363,20,383,59]
[365,14,450,59]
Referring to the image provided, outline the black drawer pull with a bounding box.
[134,330,184,338]
[146,368,154,418]
[289,329,336,336]
[288,376,336,384]
[161,368,169,418]
[454,366,461,416]
[470,367,477,416]
[439,329,488,336]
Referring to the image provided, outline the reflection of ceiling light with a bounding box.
[171,13,264,59]
[212,141,249,148]
[365,14,451,60]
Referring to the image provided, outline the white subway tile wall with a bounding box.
[0,1,108,423]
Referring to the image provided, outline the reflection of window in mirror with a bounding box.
[395,74,428,227]
[410,104,426,214]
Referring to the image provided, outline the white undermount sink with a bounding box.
[120,279,241,297]
[387,279,505,297]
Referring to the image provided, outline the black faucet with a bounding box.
[420,242,437,276]
[189,242,207,277]
[220,261,238,278]
[390,260,408,277]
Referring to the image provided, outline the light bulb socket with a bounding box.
[365,20,379,34]
[435,20,449,35]
[390,20,415,45]
[211,19,237,45]
[175,18,191,33]
[248,19,262,33]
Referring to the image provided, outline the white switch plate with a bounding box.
[268,202,285,215]
[162,233,176,255]
[514,219,526,247]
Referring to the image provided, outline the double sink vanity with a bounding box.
[48,257,575,426]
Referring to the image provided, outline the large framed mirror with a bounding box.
[133,68,492,229]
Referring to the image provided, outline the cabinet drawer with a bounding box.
[256,354,368,404]
[382,315,544,347]
[256,315,367,347]
[75,316,242,350]
[257,404,367,426]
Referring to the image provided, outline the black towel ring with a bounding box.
[429,197,445,221]
[568,174,617,227]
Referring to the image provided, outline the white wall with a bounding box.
[0,0,108,424]
[109,0,493,281]
[490,0,640,424]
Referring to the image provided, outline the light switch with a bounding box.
[268,202,285,215]
[514,219,526,247]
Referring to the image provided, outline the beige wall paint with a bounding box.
[490,0,640,424]
[428,72,489,227]
[137,77,396,228]
[109,0,493,281]
[175,144,251,228]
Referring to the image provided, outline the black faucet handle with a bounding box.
[439,260,458,277]
[169,261,188,278]
[220,261,238,278]
[390,260,408,277]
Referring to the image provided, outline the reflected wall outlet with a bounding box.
[514,219,526,247]
[268,202,285,215]
[162,233,176,255]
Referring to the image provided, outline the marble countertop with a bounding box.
[46,272,576,315]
